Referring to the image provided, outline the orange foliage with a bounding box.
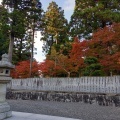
[11,60,40,78]
[69,37,88,73]
[39,60,55,77]
[39,57,71,77]
[27,23,120,77]
[118,58,120,64]
[88,23,120,74]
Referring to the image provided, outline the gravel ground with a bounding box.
[7,100,120,120]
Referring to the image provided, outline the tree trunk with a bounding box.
[30,28,35,77]
[68,72,70,77]
[18,38,23,60]
[8,33,14,62]
[55,32,58,45]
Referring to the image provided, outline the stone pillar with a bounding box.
[0,54,15,119]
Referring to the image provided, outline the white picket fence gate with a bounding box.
[7,76,120,94]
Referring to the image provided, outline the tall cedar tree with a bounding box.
[2,0,26,62]
[2,0,42,63]
[69,0,120,39]
[41,1,68,54]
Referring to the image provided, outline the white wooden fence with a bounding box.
[7,76,120,94]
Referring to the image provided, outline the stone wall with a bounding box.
[6,91,120,107]
[7,76,120,94]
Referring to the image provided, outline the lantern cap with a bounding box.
[0,54,15,69]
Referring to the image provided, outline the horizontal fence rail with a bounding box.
[7,76,120,94]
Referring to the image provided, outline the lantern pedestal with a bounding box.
[0,77,12,119]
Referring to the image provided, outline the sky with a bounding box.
[0,0,75,62]
[40,0,75,21]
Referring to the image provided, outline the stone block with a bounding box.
[0,112,6,120]
[0,102,12,119]
[6,111,12,118]
[0,111,12,120]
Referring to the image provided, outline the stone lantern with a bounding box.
[0,54,15,119]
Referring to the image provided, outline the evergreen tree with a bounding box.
[2,0,27,62]
[41,1,68,54]
[2,0,42,63]
[69,0,120,39]
[82,57,104,76]
[0,5,9,59]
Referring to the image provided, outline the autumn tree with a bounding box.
[68,37,88,76]
[69,0,120,39]
[87,23,120,75]
[39,59,56,77]
[118,58,120,64]
[41,37,88,77]
[11,60,40,78]
[45,46,71,77]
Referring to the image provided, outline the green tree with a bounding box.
[2,0,27,62]
[41,1,68,54]
[0,5,9,59]
[13,34,31,64]
[0,33,9,59]
[2,0,42,63]
[24,0,42,61]
[23,0,43,77]
[69,0,120,39]
[82,57,104,76]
